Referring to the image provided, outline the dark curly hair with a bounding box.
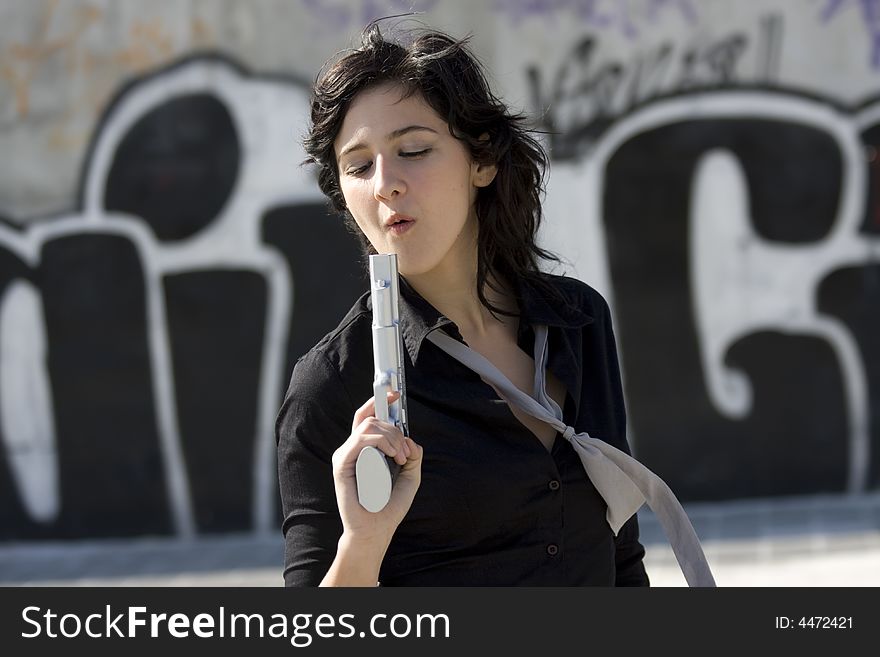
[303,21,564,318]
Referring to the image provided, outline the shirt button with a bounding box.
[548,480,560,491]
[546,544,559,556]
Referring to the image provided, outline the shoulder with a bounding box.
[531,272,612,322]
[306,289,372,361]
[276,292,374,450]
[283,290,373,408]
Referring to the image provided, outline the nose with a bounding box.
[373,155,405,201]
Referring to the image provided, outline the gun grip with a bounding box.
[355,446,402,513]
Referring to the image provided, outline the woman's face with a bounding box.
[334,83,496,278]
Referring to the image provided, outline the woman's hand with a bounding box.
[320,391,422,585]
[331,391,423,549]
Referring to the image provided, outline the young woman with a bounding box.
[276,23,712,587]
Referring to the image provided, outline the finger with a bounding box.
[351,395,376,433]
[387,438,423,510]
[336,422,405,472]
[401,437,422,467]
[356,418,408,465]
[351,390,401,432]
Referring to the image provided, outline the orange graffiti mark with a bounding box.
[0,0,102,116]
[113,18,175,72]
[47,122,88,153]
[190,17,214,47]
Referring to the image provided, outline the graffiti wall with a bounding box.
[0,0,877,540]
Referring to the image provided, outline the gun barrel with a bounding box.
[368,254,408,436]
[359,254,408,512]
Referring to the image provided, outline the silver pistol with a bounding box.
[356,253,409,512]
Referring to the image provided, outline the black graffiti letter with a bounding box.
[603,118,849,500]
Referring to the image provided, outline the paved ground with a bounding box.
[1,492,878,587]
[640,492,880,586]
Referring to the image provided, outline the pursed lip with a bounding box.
[383,213,416,229]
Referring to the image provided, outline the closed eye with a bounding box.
[400,148,431,158]
[344,148,431,176]
[345,162,372,176]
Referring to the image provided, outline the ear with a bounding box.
[471,157,498,187]
[472,160,498,188]
[471,132,497,188]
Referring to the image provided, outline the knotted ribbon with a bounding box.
[426,325,715,587]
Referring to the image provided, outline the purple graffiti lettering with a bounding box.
[820,0,880,68]
[492,0,697,38]
[301,0,351,30]
[301,0,441,31]
[302,0,351,28]
[491,0,563,26]
[646,0,697,24]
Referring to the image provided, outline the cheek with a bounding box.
[431,168,471,205]
[339,186,379,241]
[339,181,370,217]
[352,216,374,239]
[337,177,354,205]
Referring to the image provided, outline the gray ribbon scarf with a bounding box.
[426,325,716,587]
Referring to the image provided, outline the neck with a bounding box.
[399,215,517,339]
[405,265,516,339]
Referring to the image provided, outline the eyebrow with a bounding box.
[338,125,439,159]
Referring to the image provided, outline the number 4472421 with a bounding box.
[775,617,853,629]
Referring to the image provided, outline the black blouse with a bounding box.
[276,273,649,586]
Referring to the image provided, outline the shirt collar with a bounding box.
[391,274,594,365]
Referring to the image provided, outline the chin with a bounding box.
[397,263,426,278]
[391,250,436,278]
[397,264,432,279]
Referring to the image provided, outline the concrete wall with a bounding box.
[0,0,878,540]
